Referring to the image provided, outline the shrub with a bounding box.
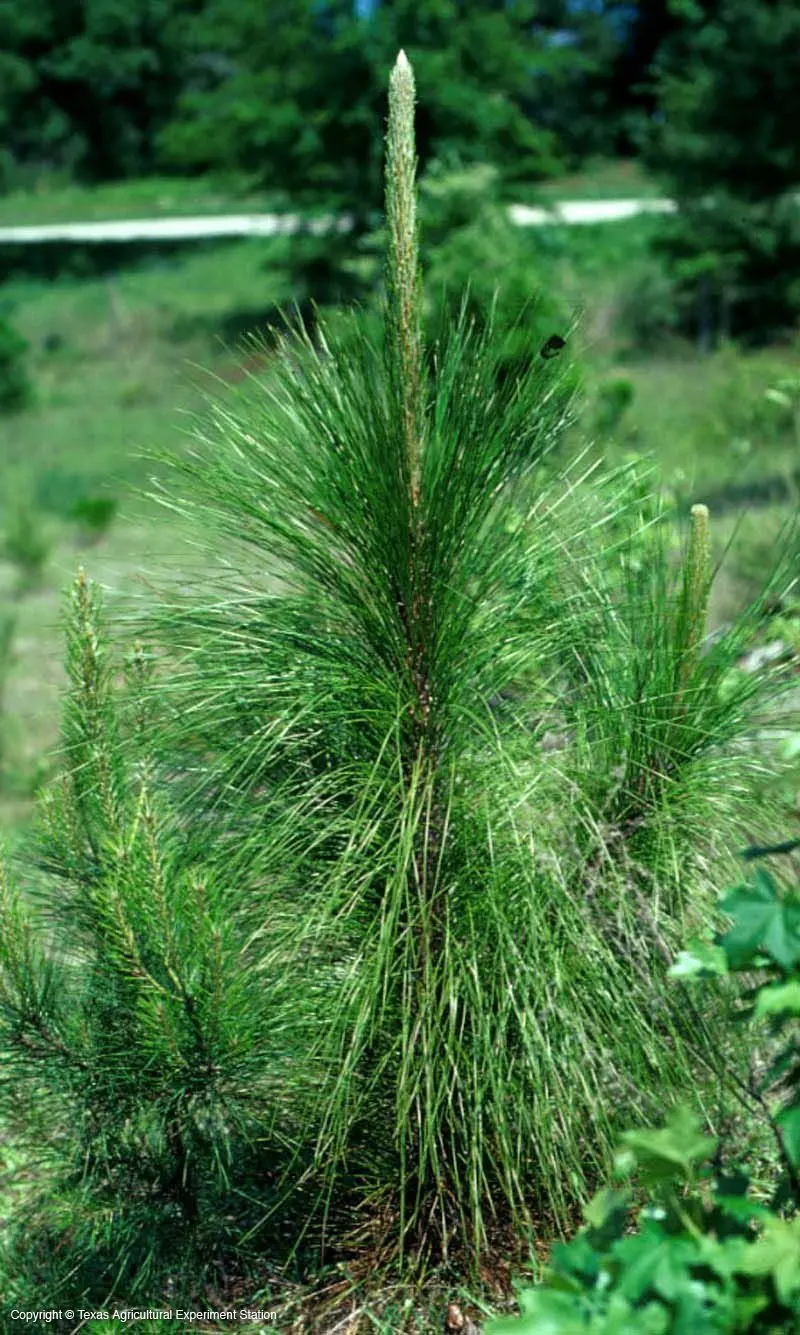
[69,495,118,546]
[593,376,635,436]
[638,0,800,346]
[2,507,50,594]
[0,317,32,412]
[615,259,682,354]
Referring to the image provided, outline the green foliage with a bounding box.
[540,490,797,894]
[159,0,564,212]
[0,0,202,181]
[0,0,698,201]
[0,317,32,412]
[651,194,800,349]
[69,494,118,545]
[487,842,800,1335]
[0,572,321,1305]
[593,377,636,436]
[642,1,800,203]
[712,353,795,450]
[638,0,800,344]
[615,259,682,354]
[2,506,49,594]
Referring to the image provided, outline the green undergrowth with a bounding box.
[0,158,656,229]
[0,173,284,227]
[487,841,800,1335]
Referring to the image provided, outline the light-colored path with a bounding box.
[0,197,677,245]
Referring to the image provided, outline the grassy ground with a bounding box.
[536,155,658,200]
[0,159,659,229]
[0,174,286,226]
[0,237,296,835]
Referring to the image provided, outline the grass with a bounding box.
[0,173,285,227]
[0,237,298,832]
[536,156,660,201]
[0,159,660,230]
[0,237,304,525]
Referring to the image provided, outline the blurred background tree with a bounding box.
[159,0,567,217]
[0,2,796,348]
[636,0,800,344]
[0,0,204,184]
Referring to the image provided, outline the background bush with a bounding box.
[0,317,32,412]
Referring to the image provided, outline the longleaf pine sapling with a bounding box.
[125,47,791,1275]
[2,50,794,1311]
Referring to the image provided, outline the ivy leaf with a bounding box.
[620,1107,717,1184]
[718,872,800,971]
[737,1214,800,1305]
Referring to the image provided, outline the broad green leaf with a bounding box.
[755,981,800,1018]
[718,874,800,971]
[738,1214,800,1305]
[601,1294,669,1334]
[668,944,728,979]
[486,1290,669,1335]
[620,1107,717,1183]
[694,1233,751,1278]
[715,1194,774,1226]
[731,1294,771,1328]
[614,1231,698,1303]
[776,1104,800,1169]
[584,1186,631,1231]
[551,1233,601,1281]
[485,1287,585,1334]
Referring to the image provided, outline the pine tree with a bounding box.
[131,52,792,1268]
[160,0,563,211]
[0,49,794,1308]
[639,0,800,343]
